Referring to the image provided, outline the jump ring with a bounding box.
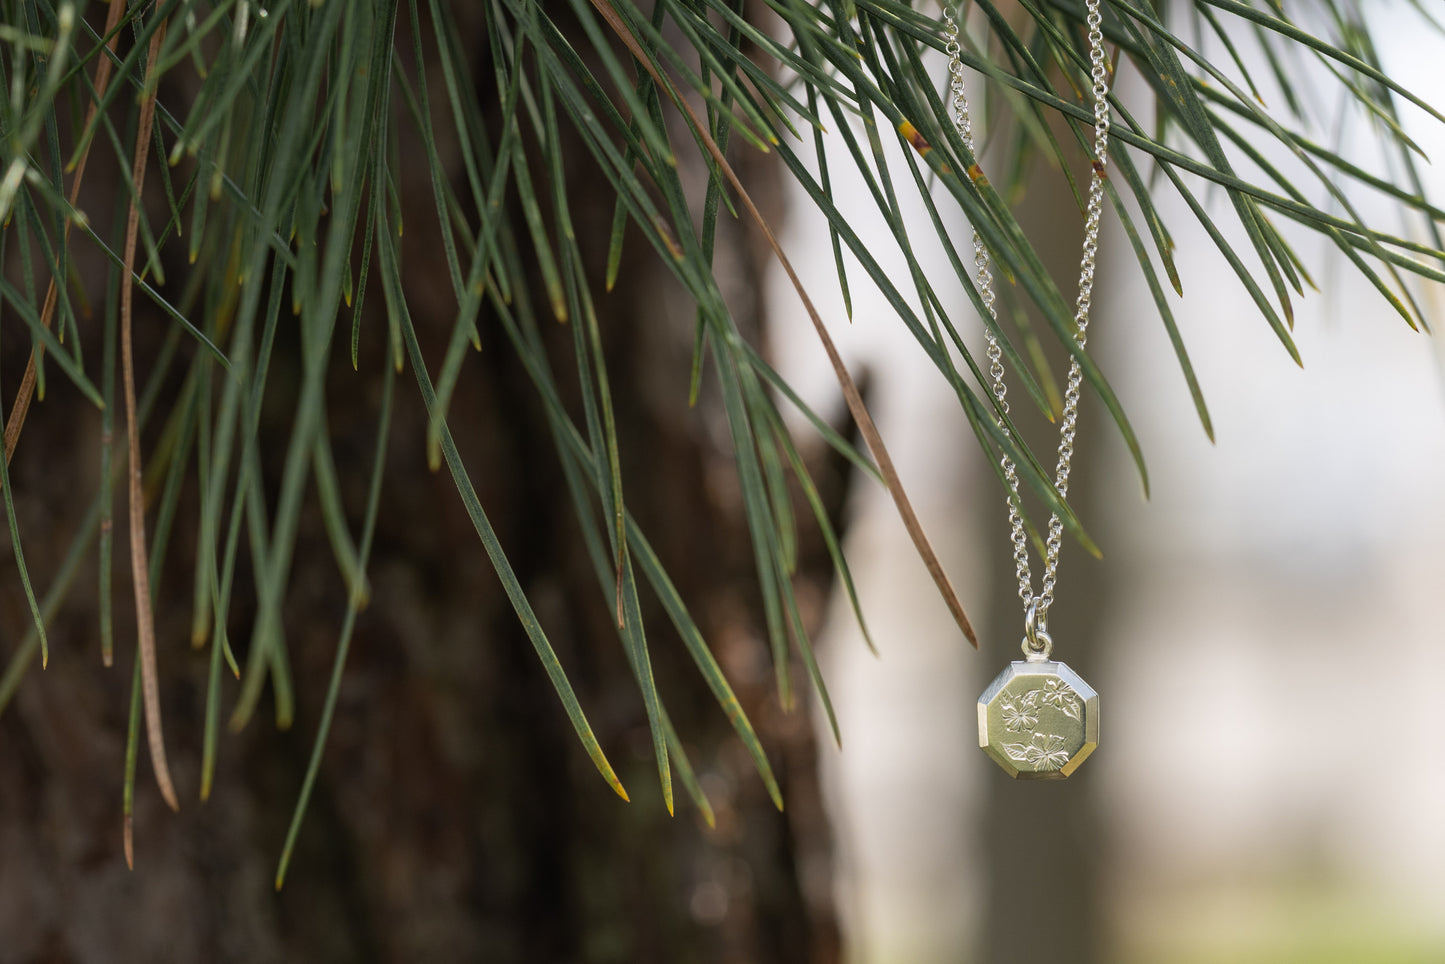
[1022,600,1053,661]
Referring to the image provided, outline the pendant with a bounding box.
[978,657,1098,779]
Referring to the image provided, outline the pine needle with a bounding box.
[121,15,179,814]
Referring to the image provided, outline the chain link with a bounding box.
[943,0,1111,648]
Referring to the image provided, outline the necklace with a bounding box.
[943,0,1109,779]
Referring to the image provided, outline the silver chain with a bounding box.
[943,0,1111,659]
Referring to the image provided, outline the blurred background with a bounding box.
[768,4,1445,963]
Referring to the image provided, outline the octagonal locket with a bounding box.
[978,659,1098,779]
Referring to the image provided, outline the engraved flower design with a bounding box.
[1040,677,1082,722]
[1002,733,1070,771]
[999,690,1040,732]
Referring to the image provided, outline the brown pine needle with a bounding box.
[3,0,129,672]
[3,0,128,478]
[588,0,979,648]
[615,547,625,629]
[122,18,179,814]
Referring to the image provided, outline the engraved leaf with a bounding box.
[1001,742,1033,763]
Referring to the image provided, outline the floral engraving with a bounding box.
[987,671,1091,772]
[999,690,1040,732]
[1039,677,1082,722]
[1001,732,1070,771]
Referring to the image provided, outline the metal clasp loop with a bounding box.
[1021,599,1053,661]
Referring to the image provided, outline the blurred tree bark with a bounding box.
[0,5,840,962]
